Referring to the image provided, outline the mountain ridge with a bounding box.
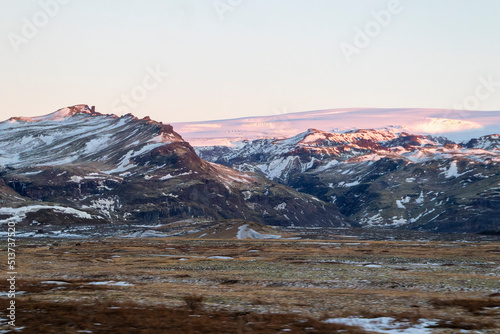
[1,105,498,236]
[0,105,351,238]
[197,127,500,232]
[171,107,500,146]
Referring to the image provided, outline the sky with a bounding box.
[1,0,499,123]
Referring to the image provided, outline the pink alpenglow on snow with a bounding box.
[172,108,500,146]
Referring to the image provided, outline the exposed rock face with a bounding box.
[0,105,351,236]
[197,128,500,233]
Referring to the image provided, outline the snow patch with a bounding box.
[396,200,406,209]
[274,202,287,210]
[0,205,93,224]
[324,317,438,334]
[86,281,133,286]
[236,224,281,240]
[415,191,424,204]
[444,160,459,178]
[160,171,193,180]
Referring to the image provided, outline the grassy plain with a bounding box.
[1,236,499,333]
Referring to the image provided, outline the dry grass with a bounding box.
[430,297,500,314]
[1,237,499,332]
[431,317,497,330]
[183,294,205,312]
[356,310,422,324]
[0,298,370,334]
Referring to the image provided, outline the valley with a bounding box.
[0,105,499,333]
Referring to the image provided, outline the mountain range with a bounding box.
[0,105,348,238]
[171,107,500,146]
[197,128,500,232]
[0,105,498,237]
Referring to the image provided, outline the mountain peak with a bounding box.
[0,106,185,168]
[466,133,500,150]
[306,128,325,133]
[66,104,102,116]
[6,104,107,123]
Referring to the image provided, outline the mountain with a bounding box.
[0,105,351,237]
[197,128,500,233]
[171,108,500,146]
[3,105,498,236]
[196,128,456,182]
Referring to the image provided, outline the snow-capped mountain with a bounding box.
[196,128,500,182]
[0,105,350,237]
[172,108,500,146]
[197,128,500,233]
[0,105,184,169]
[1,105,498,235]
[466,134,500,151]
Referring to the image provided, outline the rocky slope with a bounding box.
[197,129,500,233]
[0,105,351,237]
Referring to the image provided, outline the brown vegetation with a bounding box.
[430,297,500,314]
[0,298,369,334]
[0,237,499,332]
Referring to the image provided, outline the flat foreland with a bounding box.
[1,237,499,333]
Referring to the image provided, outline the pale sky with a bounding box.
[1,0,499,123]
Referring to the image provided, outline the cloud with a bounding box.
[411,118,483,134]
